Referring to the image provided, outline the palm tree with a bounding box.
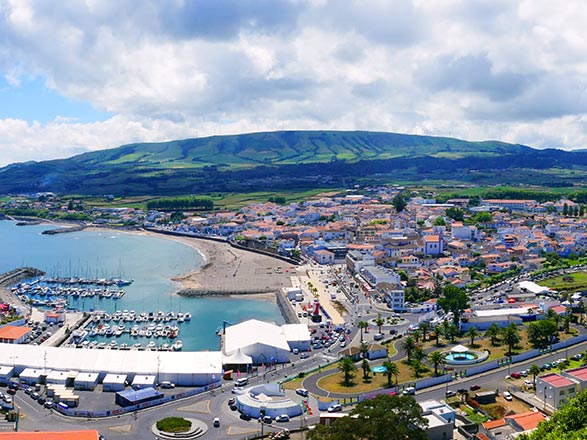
[412,346,427,364]
[428,351,446,376]
[529,364,541,385]
[502,324,521,355]
[447,324,459,342]
[411,359,424,378]
[441,320,451,343]
[466,327,480,347]
[361,358,371,380]
[382,360,399,388]
[375,314,384,334]
[401,336,417,363]
[563,314,572,334]
[419,321,430,342]
[338,356,357,386]
[434,327,443,346]
[412,330,422,343]
[485,323,501,346]
[360,341,369,359]
[358,321,369,342]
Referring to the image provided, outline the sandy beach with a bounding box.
[99,228,297,295]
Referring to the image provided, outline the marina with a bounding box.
[0,221,286,351]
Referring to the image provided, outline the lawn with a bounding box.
[539,272,587,292]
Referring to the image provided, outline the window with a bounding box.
[569,387,576,394]
[559,390,565,396]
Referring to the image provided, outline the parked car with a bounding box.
[275,414,290,422]
[403,387,416,395]
[300,353,310,359]
[296,388,309,397]
[213,417,220,427]
[263,415,273,424]
[470,385,481,391]
[524,379,534,389]
[228,397,236,405]
[445,390,457,398]
[503,391,512,401]
[572,353,585,361]
[327,404,342,413]
[159,381,175,389]
[511,372,521,379]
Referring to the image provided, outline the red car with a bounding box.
[511,372,521,379]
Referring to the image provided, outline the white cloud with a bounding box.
[0,0,587,165]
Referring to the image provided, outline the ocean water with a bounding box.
[0,221,284,350]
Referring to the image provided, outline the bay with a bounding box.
[0,221,284,350]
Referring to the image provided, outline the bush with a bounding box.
[156,417,192,433]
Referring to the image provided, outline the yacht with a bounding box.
[172,340,183,351]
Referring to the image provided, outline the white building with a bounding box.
[224,320,293,365]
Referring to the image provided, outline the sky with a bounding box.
[1,0,587,166]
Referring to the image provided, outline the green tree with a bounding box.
[501,324,521,355]
[338,356,357,386]
[375,314,385,334]
[581,205,585,217]
[485,323,501,346]
[466,327,480,347]
[382,360,399,388]
[412,329,422,343]
[529,364,541,385]
[419,321,430,342]
[411,359,424,378]
[438,285,469,325]
[392,193,407,213]
[433,217,446,226]
[473,211,493,224]
[361,358,371,381]
[428,351,446,376]
[563,203,569,216]
[445,207,464,221]
[358,321,369,342]
[307,394,428,440]
[433,326,443,346]
[169,211,185,223]
[360,341,369,359]
[447,324,459,342]
[563,314,572,334]
[401,336,417,363]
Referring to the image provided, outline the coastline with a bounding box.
[86,226,295,296]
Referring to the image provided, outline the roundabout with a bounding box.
[151,418,208,439]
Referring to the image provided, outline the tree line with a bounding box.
[146,197,213,211]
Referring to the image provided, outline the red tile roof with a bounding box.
[0,326,32,340]
[540,373,574,387]
[505,410,546,431]
[0,430,99,440]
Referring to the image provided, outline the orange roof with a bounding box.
[0,326,32,340]
[423,235,440,242]
[482,418,506,429]
[505,410,546,431]
[0,431,99,440]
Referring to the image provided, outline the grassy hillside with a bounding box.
[0,130,584,196]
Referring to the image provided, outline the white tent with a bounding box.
[19,368,50,385]
[451,344,469,353]
[0,365,14,384]
[74,372,99,391]
[223,348,253,365]
[132,375,156,390]
[102,373,126,392]
[224,320,291,365]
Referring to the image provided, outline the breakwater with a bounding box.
[177,287,275,297]
[0,267,45,288]
[42,224,85,235]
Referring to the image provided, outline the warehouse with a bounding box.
[74,372,99,391]
[0,343,222,387]
[102,373,127,392]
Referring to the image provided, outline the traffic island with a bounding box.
[151,417,208,439]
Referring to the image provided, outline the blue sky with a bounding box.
[0,76,111,124]
[0,0,586,166]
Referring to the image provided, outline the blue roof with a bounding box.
[116,387,162,400]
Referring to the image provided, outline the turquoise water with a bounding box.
[445,352,475,362]
[0,221,283,350]
[372,366,387,373]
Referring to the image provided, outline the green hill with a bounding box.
[0,130,584,196]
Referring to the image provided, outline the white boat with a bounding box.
[172,340,183,351]
[184,312,191,321]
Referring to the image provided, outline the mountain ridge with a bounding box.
[0,130,581,196]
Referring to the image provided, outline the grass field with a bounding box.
[539,272,587,292]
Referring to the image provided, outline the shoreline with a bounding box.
[86,227,295,296]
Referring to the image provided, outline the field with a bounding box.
[539,272,587,292]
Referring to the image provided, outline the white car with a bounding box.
[327,404,342,413]
[275,414,290,422]
[503,391,512,401]
[296,388,309,397]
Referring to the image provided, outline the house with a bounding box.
[479,410,546,439]
[535,372,578,410]
[419,400,455,440]
[424,235,443,256]
[338,346,362,361]
[314,249,335,265]
[377,282,405,311]
[365,343,387,360]
[0,325,32,344]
